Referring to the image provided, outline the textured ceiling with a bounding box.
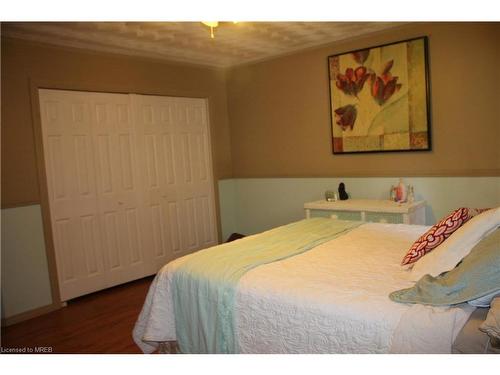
[2,22,403,68]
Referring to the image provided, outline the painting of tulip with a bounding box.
[328,37,431,154]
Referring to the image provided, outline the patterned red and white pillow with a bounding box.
[401,207,489,266]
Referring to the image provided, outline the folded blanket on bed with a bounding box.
[172,217,362,353]
[390,228,500,306]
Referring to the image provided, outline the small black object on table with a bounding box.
[338,182,349,200]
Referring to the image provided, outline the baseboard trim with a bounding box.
[1,303,61,327]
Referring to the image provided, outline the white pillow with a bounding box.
[409,207,500,281]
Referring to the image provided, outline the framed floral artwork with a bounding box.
[328,37,431,154]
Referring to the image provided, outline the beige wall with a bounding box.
[1,36,233,208]
[226,22,500,178]
[3,23,499,205]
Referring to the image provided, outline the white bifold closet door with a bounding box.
[39,89,218,301]
[132,94,218,271]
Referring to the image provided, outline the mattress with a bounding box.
[133,222,475,354]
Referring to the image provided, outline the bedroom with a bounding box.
[1,0,499,370]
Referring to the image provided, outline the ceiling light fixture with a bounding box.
[201,21,219,39]
[201,21,238,39]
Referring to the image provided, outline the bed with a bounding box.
[133,218,485,354]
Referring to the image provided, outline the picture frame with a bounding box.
[328,36,431,154]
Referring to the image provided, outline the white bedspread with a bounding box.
[133,223,474,354]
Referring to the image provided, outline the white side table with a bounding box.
[304,199,426,225]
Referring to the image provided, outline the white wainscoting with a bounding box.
[1,205,53,318]
[218,177,500,240]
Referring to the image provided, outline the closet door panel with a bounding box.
[39,90,107,301]
[174,98,218,250]
[132,95,177,271]
[166,200,182,254]
[134,95,218,265]
[89,94,150,286]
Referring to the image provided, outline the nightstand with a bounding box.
[304,199,426,225]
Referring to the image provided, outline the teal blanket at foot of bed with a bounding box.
[172,217,362,353]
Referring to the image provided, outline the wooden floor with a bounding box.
[1,276,154,354]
